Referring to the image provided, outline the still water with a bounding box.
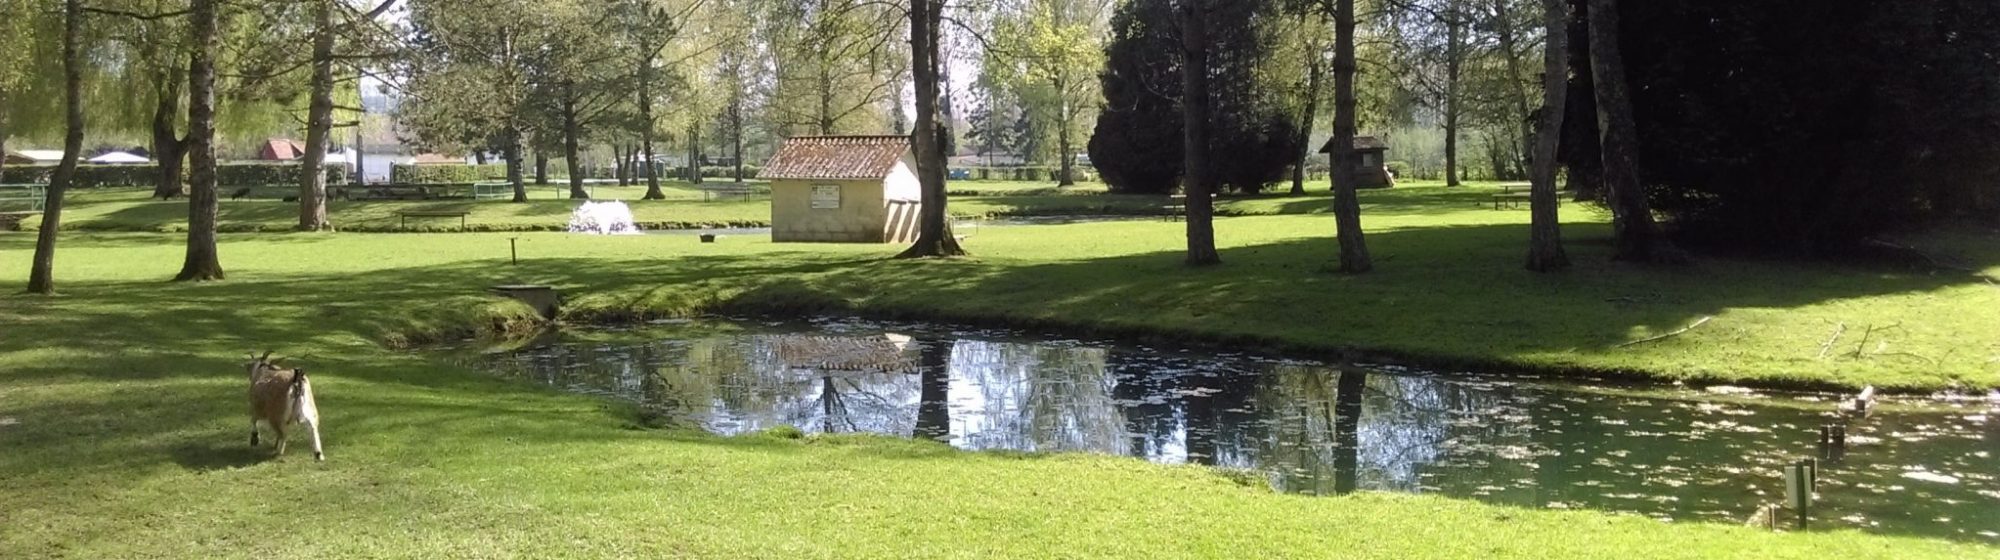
[454,317,1998,542]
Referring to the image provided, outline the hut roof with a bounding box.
[3,149,36,165]
[761,136,911,180]
[261,139,306,160]
[1318,135,1390,154]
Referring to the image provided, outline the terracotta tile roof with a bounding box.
[1318,135,1391,154]
[760,136,911,180]
[262,138,306,160]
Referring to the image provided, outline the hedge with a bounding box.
[960,166,1097,183]
[0,163,344,188]
[390,163,509,184]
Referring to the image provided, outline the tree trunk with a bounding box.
[474,151,487,165]
[1055,74,1075,187]
[561,85,589,199]
[297,0,335,231]
[27,0,85,295]
[640,59,664,200]
[1179,0,1220,267]
[731,90,745,183]
[895,0,966,258]
[534,152,549,185]
[1525,0,1571,272]
[504,126,527,203]
[1443,15,1464,187]
[0,94,8,183]
[150,69,186,200]
[1586,0,1673,263]
[914,339,951,441]
[1292,37,1325,197]
[1493,0,1537,177]
[1330,369,1367,495]
[1331,0,1372,273]
[175,0,225,282]
[353,112,366,186]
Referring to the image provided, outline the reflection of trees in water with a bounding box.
[950,341,1122,453]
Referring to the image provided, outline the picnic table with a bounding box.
[397,209,471,230]
[1164,194,1187,222]
[1491,192,1533,210]
[0,184,46,211]
[473,182,514,200]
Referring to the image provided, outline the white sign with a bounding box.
[811,184,841,209]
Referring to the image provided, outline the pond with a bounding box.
[448,317,1998,543]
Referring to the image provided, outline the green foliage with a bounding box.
[1090,0,1302,194]
[390,163,509,184]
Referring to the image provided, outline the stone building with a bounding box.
[760,136,923,243]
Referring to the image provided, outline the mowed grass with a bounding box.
[15,179,1495,232]
[1,186,1997,557]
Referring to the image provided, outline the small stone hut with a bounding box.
[760,136,922,243]
[1318,135,1395,189]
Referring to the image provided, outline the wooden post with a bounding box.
[1784,462,1811,530]
[509,237,518,265]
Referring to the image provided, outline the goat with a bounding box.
[246,351,324,461]
[229,187,254,200]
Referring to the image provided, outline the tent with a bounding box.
[87,151,150,165]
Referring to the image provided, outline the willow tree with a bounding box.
[28,0,84,295]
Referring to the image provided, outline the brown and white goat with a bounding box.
[246,351,324,461]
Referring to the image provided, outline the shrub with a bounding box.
[391,163,507,184]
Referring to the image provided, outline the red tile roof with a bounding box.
[760,136,911,180]
[1318,135,1391,154]
[261,139,306,160]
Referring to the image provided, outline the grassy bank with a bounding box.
[2,186,1995,557]
[0,241,1991,558]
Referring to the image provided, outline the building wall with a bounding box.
[772,178,891,243]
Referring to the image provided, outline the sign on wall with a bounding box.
[811,184,841,209]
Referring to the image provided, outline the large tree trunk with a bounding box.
[1493,0,1537,177]
[0,93,9,184]
[150,69,186,200]
[1292,34,1325,197]
[1586,0,1674,263]
[175,0,225,282]
[640,59,664,200]
[561,85,588,200]
[1525,0,1571,272]
[913,339,951,441]
[1055,75,1075,187]
[895,0,965,258]
[297,0,335,231]
[504,126,527,202]
[1330,369,1367,495]
[1443,16,1464,187]
[1331,0,1372,273]
[731,90,745,183]
[534,152,549,185]
[27,0,85,295]
[1179,0,1220,267]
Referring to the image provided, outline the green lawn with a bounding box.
[15,180,1509,232]
[2,185,1996,557]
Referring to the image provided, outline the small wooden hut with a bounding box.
[1318,135,1395,189]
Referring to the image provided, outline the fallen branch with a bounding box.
[1849,322,1904,359]
[1618,316,1714,348]
[1817,321,1847,359]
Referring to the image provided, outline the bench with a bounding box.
[1492,192,1534,210]
[699,184,757,202]
[0,211,40,231]
[1163,195,1186,222]
[0,184,45,211]
[397,210,471,230]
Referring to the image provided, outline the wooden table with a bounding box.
[0,184,45,211]
[1492,193,1534,210]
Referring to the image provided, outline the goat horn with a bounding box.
[259,350,273,362]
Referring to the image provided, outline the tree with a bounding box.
[28,0,84,294]
[895,0,965,258]
[174,0,224,282]
[1583,0,1670,263]
[988,0,1110,187]
[1522,0,1567,271]
[1329,0,1371,272]
[1387,0,1473,187]
[299,0,399,231]
[1179,0,1220,266]
[1286,7,1329,196]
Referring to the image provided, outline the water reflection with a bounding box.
[464,319,1999,542]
